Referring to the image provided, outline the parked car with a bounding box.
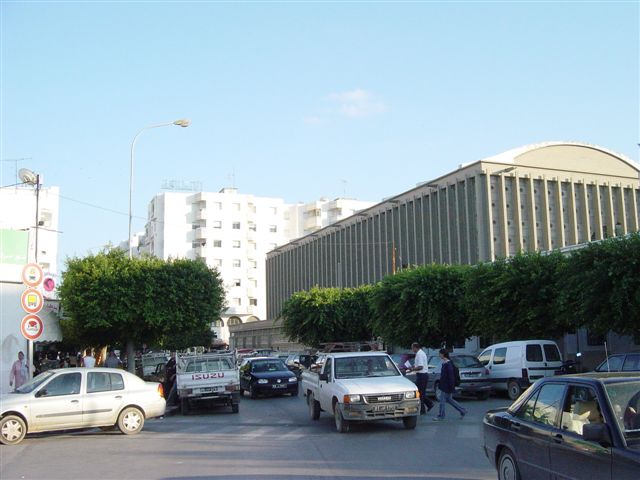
[483,372,640,480]
[427,354,492,399]
[0,367,166,446]
[239,357,298,398]
[594,353,640,373]
[478,340,563,399]
[285,353,318,378]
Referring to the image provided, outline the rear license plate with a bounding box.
[372,404,396,412]
[272,384,287,389]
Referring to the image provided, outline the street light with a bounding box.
[129,119,191,259]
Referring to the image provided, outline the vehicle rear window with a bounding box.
[185,357,234,372]
[595,355,624,372]
[452,356,483,368]
[543,344,561,362]
[526,344,543,362]
[493,348,507,365]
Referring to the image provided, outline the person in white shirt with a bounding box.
[82,348,96,368]
[406,342,434,414]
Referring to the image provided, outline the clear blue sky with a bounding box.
[2,1,638,265]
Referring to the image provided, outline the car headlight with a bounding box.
[343,394,362,404]
[405,391,417,399]
[288,377,297,383]
[257,379,269,384]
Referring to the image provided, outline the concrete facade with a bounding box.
[266,142,640,324]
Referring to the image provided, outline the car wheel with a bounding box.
[117,407,145,435]
[0,415,27,445]
[180,397,190,415]
[498,448,521,480]
[334,404,350,433]
[231,403,239,414]
[402,416,417,430]
[250,384,258,399]
[309,392,321,421]
[507,381,522,400]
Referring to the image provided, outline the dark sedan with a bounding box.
[483,373,640,480]
[239,357,299,398]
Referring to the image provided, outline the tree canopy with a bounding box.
[59,250,225,351]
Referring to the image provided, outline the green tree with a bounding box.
[280,286,374,347]
[369,264,469,349]
[464,251,570,341]
[560,233,640,338]
[59,250,225,371]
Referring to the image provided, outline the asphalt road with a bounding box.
[0,392,511,480]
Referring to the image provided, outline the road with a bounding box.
[0,392,510,480]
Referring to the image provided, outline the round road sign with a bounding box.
[21,288,44,314]
[22,263,44,287]
[21,314,44,341]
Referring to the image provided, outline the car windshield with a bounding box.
[252,360,288,373]
[452,355,483,368]
[15,371,55,393]
[182,357,234,373]
[604,380,640,442]
[335,356,401,379]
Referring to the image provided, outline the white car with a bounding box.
[0,367,166,445]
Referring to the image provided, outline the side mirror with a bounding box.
[582,423,612,446]
[318,373,329,382]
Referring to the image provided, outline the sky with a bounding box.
[1,1,639,267]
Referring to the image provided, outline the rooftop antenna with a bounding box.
[2,157,32,185]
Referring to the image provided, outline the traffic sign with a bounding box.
[21,314,44,341]
[21,288,44,314]
[22,263,44,287]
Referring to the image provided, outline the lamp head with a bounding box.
[173,119,191,128]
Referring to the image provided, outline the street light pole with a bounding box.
[128,119,190,259]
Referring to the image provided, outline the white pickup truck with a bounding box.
[301,351,421,432]
[176,352,240,414]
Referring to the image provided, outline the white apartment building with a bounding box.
[139,188,374,345]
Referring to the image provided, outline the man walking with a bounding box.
[406,342,434,414]
[433,348,467,421]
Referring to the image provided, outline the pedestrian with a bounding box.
[433,348,467,421]
[104,349,122,368]
[164,352,178,405]
[406,342,434,414]
[9,351,28,391]
[82,348,96,368]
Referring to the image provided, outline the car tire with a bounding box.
[117,407,145,435]
[231,403,239,414]
[180,397,190,415]
[334,404,350,433]
[0,415,27,445]
[498,448,521,480]
[309,392,321,421]
[250,384,258,399]
[507,381,522,400]
[402,416,417,430]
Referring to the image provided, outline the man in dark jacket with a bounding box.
[433,348,467,421]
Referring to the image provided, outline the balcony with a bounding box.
[193,227,206,240]
[193,208,207,222]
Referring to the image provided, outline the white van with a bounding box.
[478,340,563,400]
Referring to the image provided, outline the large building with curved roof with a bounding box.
[266,142,640,321]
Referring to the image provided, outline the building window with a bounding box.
[232,240,241,248]
[248,222,256,231]
[249,260,257,269]
[232,222,241,229]
[232,298,241,306]
[213,259,222,267]
[249,298,258,306]
[213,220,222,229]
[232,259,241,268]
[233,279,241,287]
[213,240,222,248]
[228,316,242,326]
[269,225,277,233]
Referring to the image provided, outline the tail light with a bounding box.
[157,383,165,398]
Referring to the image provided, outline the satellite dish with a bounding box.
[18,168,38,185]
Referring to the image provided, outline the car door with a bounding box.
[550,384,611,480]
[83,371,126,426]
[509,382,566,479]
[30,371,83,431]
[317,358,333,412]
[489,347,509,391]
